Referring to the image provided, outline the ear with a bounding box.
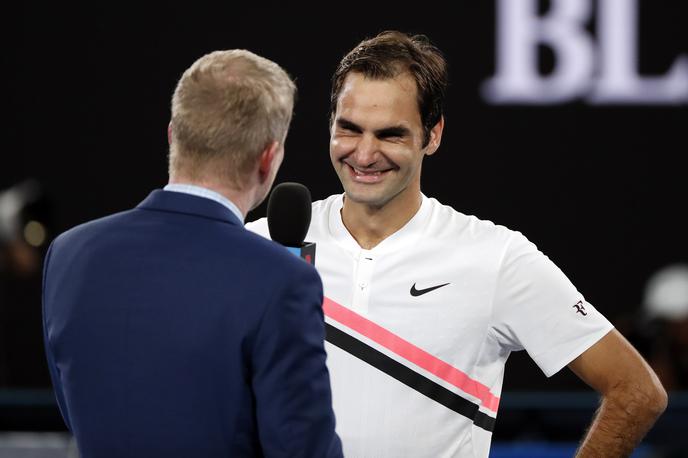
[167,122,173,145]
[257,140,281,182]
[425,116,444,157]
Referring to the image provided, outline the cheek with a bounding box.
[330,137,356,159]
[386,144,420,166]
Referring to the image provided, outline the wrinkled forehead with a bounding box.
[334,72,421,127]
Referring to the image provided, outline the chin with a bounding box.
[343,187,390,208]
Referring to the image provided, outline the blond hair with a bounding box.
[169,50,296,185]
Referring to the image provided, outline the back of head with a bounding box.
[330,31,448,146]
[169,50,296,186]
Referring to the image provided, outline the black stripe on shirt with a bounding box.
[325,323,496,432]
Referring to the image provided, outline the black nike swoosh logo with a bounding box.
[410,283,450,296]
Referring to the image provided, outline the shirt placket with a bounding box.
[351,249,375,314]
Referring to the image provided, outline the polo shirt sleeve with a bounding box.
[489,231,614,377]
[245,217,271,239]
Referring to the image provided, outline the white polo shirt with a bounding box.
[246,194,613,458]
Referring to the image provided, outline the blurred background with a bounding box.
[5,1,687,456]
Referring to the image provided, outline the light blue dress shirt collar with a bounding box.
[163,184,244,223]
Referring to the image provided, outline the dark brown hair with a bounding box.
[330,31,448,146]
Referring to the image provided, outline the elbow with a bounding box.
[606,374,668,421]
[643,364,669,418]
[631,375,668,420]
[647,380,668,418]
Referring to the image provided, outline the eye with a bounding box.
[382,133,402,139]
[379,132,405,142]
[335,119,363,134]
[376,127,409,142]
[336,127,359,137]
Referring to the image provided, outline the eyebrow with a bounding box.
[336,117,411,138]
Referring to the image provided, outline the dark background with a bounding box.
[4,0,687,447]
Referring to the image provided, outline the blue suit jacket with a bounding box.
[42,190,342,458]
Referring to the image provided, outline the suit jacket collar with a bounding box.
[137,189,243,226]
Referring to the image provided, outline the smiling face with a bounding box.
[330,72,442,211]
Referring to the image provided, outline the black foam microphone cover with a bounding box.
[267,182,312,247]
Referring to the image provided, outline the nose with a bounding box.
[352,133,380,168]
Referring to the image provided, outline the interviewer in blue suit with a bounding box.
[42,49,342,458]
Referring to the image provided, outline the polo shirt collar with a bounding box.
[328,193,431,255]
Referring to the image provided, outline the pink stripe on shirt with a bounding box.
[323,297,500,412]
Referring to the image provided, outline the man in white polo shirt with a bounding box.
[247,31,667,457]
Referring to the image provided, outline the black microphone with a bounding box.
[267,182,315,265]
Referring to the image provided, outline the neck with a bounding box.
[341,187,422,250]
[168,175,254,218]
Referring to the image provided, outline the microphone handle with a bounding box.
[285,242,316,265]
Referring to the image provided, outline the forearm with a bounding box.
[575,384,667,457]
